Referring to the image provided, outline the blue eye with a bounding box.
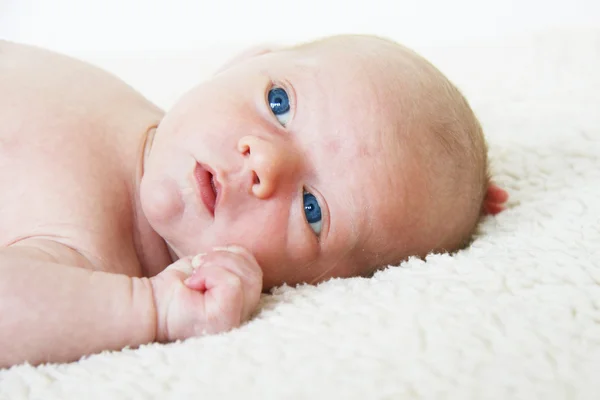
[303,191,322,236]
[268,87,291,126]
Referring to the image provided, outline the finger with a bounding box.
[164,257,195,277]
[212,245,257,264]
[182,253,208,290]
[184,268,206,292]
[209,246,263,283]
[207,249,263,311]
[196,258,261,322]
[199,266,245,331]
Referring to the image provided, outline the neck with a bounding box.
[130,124,175,277]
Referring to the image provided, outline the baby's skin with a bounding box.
[0,37,507,367]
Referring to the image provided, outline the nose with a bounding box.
[237,135,300,199]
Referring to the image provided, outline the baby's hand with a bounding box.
[150,246,263,342]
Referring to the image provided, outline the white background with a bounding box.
[1,0,598,108]
[1,0,599,54]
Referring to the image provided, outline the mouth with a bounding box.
[194,163,219,216]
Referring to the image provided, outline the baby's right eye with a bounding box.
[268,87,291,126]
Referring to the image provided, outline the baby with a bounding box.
[0,35,507,367]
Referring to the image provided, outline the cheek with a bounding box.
[163,86,271,164]
[325,138,341,154]
[215,201,290,258]
[140,176,185,229]
[232,205,288,244]
[225,207,321,288]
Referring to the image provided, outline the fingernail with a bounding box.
[213,245,248,256]
[166,262,194,276]
[191,253,206,268]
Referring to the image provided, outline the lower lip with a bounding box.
[194,163,216,216]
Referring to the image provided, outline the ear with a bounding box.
[482,183,509,215]
[215,45,278,74]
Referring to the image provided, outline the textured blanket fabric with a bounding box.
[1,29,599,400]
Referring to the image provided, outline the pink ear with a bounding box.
[482,183,509,215]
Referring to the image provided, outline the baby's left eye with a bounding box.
[303,191,322,236]
[268,87,291,126]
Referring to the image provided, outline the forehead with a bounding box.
[277,48,388,146]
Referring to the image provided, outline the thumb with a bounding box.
[163,256,199,278]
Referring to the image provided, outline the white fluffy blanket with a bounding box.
[1,29,599,400]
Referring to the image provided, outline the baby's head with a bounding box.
[140,35,492,290]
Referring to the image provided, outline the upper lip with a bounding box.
[194,162,221,216]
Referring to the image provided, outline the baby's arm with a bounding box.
[0,243,262,368]
[0,245,156,367]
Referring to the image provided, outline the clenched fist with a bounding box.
[150,245,263,342]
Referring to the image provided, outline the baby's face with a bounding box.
[141,41,424,289]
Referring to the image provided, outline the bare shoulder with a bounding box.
[0,40,160,112]
[0,41,162,275]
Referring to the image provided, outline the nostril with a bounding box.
[239,143,251,156]
[253,172,260,185]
